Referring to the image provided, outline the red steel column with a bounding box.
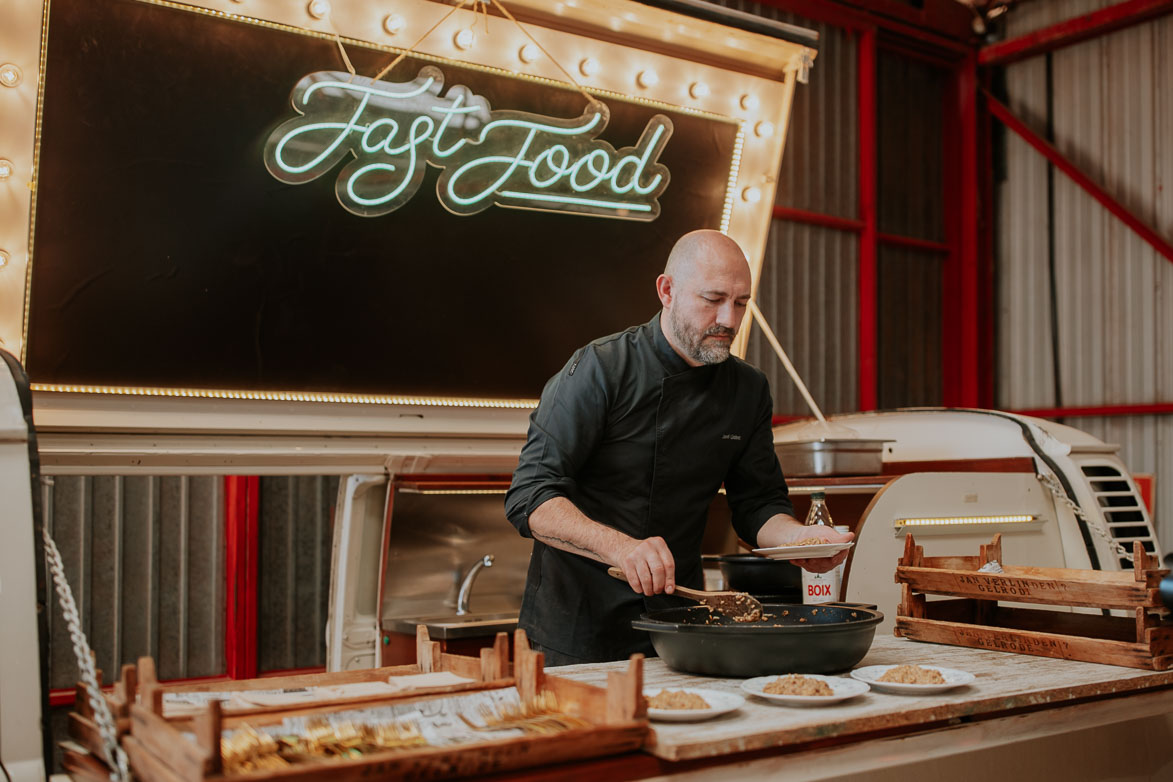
[957,52,981,407]
[858,28,878,412]
[225,476,259,680]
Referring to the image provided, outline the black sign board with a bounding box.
[27,0,740,400]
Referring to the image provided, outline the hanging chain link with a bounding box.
[42,526,130,782]
[1035,470,1133,563]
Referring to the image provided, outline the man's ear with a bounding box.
[655,274,672,308]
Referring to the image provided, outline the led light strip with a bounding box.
[894,515,1037,528]
[30,383,538,409]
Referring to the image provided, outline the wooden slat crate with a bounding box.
[894,534,1173,670]
[67,626,512,769]
[72,628,647,781]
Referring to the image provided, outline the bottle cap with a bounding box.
[811,490,826,500]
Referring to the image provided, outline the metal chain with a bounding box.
[1035,471,1133,563]
[42,527,129,781]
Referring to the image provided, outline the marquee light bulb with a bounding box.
[0,159,13,180]
[519,43,540,64]
[0,64,22,88]
[689,81,710,99]
[754,121,775,138]
[740,93,760,111]
[383,14,405,35]
[636,69,659,89]
[579,58,600,77]
[306,0,329,19]
[454,29,476,50]
[741,186,762,203]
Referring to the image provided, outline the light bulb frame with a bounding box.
[0,64,23,88]
[383,14,405,35]
[306,0,330,20]
[454,28,476,50]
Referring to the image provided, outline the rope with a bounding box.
[1035,470,1134,563]
[43,527,129,781]
[488,0,598,106]
[373,0,472,83]
[366,0,597,109]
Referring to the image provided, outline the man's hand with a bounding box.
[529,498,677,595]
[616,536,676,596]
[756,514,854,574]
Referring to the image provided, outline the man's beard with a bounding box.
[668,308,736,365]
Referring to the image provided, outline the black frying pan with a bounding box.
[632,602,882,677]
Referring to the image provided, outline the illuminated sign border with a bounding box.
[22,0,748,408]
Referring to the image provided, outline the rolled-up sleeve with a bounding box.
[723,381,794,545]
[505,346,609,538]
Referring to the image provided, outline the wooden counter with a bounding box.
[537,634,1173,779]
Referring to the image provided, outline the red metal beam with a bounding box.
[955,53,981,408]
[980,0,1173,67]
[977,69,997,410]
[877,233,950,253]
[753,0,973,51]
[986,91,1173,265]
[772,205,864,233]
[225,476,259,680]
[1009,402,1173,418]
[858,29,878,412]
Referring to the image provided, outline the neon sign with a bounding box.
[264,66,673,220]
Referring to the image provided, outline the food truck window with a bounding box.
[26,0,740,400]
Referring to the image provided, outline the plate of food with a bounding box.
[644,687,745,721]
[850,664,975,694]
[752,541,854,561]
[741,673,870,706]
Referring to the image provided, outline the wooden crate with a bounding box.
[67,626,512,774]
[109,629,646,781]
[894,534,1173,670]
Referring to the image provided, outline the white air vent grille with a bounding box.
[1080,463,1160,569]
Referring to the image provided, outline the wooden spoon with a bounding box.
[607,567,763,622]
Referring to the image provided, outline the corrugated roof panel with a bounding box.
[745,220,859,416]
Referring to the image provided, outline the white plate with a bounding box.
[850,664,976,694]
[741,674,870,706]
[752,541,854,560]
[644,687,745,722]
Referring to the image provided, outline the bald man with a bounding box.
[505,230,853,665]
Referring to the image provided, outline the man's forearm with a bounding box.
[528,496,634,565]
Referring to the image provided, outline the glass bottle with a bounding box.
[801,491,845,604]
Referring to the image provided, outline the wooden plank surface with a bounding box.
[549,634,1173,761]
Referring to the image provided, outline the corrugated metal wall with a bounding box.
[42,475,337,689]
[719,1,861,415]
[258,475,338,672]
[996,1,1173,548]
[43,476,225,687]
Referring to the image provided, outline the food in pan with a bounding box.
[647,690,711,710]
[877,664,945,684]
[762,674,833,696]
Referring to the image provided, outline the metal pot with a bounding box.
[703,554,801,598]
[631,602,882,677]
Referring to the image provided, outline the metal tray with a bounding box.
[774,438,887,476]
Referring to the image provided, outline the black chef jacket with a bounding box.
[504,313,795,661]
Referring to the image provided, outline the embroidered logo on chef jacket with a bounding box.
[721,434,742,440]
